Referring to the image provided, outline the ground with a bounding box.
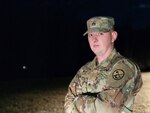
[133,72,150,113]
[0,72,149,113]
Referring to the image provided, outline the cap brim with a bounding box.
[83,28,110,36]
[83,31,88,36]
[83,28,101,36]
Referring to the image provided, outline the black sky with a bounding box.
[1,0,150,80]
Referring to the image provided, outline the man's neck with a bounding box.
[96,48,113,64]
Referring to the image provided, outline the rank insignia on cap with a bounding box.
[92,22,96,26]
[112,69,125,80]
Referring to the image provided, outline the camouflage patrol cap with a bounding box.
[83,16,115,36]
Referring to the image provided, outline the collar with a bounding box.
[91,48,119,68]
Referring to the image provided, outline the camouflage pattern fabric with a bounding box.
[83,16,115,36]
[64,49,143,113]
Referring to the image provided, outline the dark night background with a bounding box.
[1,0,150,80]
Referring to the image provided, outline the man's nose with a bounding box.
[93,37,98,42]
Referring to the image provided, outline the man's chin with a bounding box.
[93,51,103,56]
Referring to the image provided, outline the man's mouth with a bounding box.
[93,45,99,47]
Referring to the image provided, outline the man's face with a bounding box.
[88,31,117,56]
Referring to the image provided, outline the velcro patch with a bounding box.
[112,69,125,80]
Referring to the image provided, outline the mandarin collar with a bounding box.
[91,48,118,68]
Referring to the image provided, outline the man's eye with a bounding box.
[99,33,104,35]
[89,34,93,37]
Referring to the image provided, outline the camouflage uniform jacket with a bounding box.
[64,49,143,113]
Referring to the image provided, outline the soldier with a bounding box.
[64,16,143,113]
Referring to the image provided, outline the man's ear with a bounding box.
[111,31,118,42]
